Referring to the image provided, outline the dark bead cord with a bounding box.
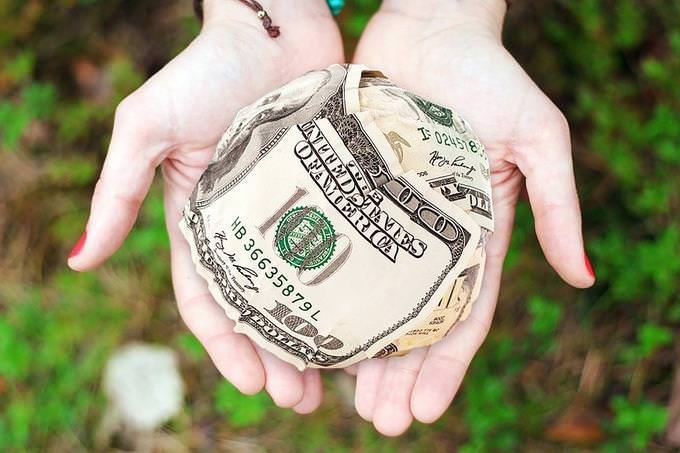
[193,0,280,38]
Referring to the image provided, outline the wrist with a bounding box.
[381,0,506,40]
[202,0,334,29]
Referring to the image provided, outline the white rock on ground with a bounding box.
[103,343,184,431]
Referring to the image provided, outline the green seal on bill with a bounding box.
[407,92,455,127]
[275,206,336,270]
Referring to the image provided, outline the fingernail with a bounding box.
[69,231,87,259]
[584,251,595,279]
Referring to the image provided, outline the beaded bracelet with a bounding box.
[327,0,346,16]
[193,0,346,39]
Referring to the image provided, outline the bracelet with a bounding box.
[327,0,345,16]
[192,0,280,38]
[193,0,345,35]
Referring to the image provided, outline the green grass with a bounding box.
[0,0,679,450]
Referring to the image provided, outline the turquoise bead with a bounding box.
[327,0,346,16]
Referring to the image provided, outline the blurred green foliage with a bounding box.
[609,396,668,451]
[0,271,127,449]
[215,382,272,428]
[0,0,678,451]
[0,81,55,148]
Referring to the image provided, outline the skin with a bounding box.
[68,0,594,436]
[350,0,594,435]
[67,0,342,413]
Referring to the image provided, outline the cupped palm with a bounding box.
[68,3,344,412]
[349,4,594,435]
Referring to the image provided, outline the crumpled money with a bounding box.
[181,64,493,370]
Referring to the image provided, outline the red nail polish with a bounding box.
[69,231,87,259]
[584,252,595,279]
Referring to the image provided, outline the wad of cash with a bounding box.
[181,64,493,370]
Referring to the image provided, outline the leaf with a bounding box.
[177,333,205,361]
[611,396,668,450]
[637,323,672,357]
[7,396,34,449]
[0,319,32,380]
[613,0,645,48]
[45,157,97,185]
[21,82,56,119]
[57,102,97,143]
[4,51,36,83]
[641,58,668,81]
[0,101,31,149]
[528,296,563,340]
[214,381,271,428]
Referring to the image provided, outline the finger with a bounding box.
[411,178,518,423]
[354,358,387,422]
[293,369,324,414]
[168,204,265,395]
[257,348,306,408]
[176,292,265,395]
[514,112,594,288]
[410,264,500,423]
[372,348,428,436]
[68,97,168,271]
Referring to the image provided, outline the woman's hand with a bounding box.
[67,0,343,412]
[349,0,595,435]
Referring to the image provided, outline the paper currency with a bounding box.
[181,64,493,369]
[357,79,494,231]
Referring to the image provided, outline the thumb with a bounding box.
[514,111,595,288]
[68,97,168,271]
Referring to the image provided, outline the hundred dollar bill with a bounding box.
[357,81,494,232]
[181,115,480,369]
[375,239,487,357]
[198,64,355,197]
[350,74,494,358]
[181,64,492,368]
[307,106,491,359]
